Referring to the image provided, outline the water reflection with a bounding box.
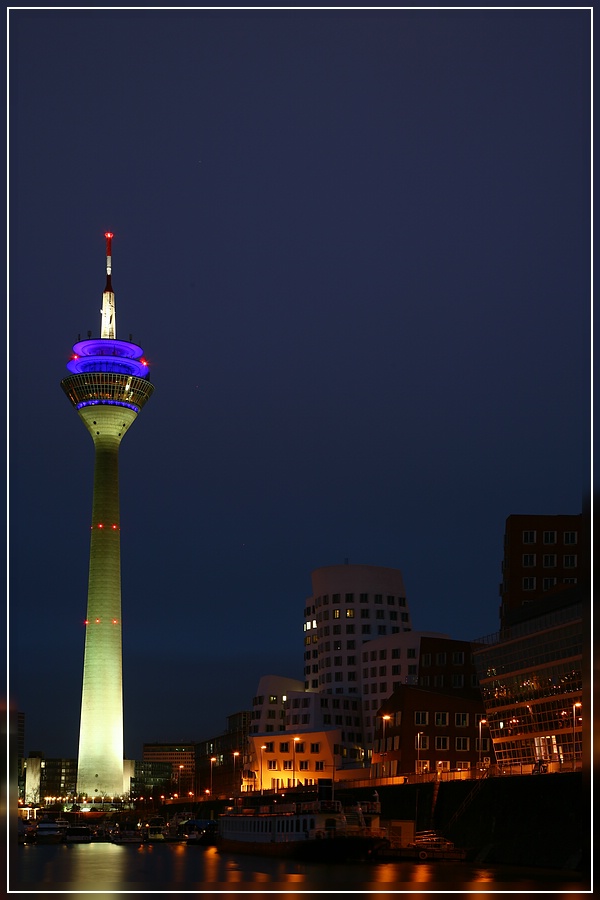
[12,844,588,894]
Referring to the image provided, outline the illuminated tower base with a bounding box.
[61,233,153,799]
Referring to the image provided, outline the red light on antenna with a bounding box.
[84,619,89,625]
[104,232,114,239]
[112,524,118,530]
[95,618,101,623]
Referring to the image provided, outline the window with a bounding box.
[345,608,354,618]
[392,648,400,659]
[543,577,557,591]
[333,609,340,619]
[360,593,369,602]
[452,674,464,688]
[523,577,536,590]
[267,760,278,770]
[435,712,448,726]
[360,609,370,618]
[374,594,383,604]
[435,736,449,750]
[279,742,289,753]
[422,653,431,667]
[455,713,469,727]
[522,554,535,567]
[522,530,536,543]
[564,531,577,545]
[436,653,446,665]
[391,664,401,675]
[416,734,428,750]
[310,743,320,753]
[345,593,354,603]
[283,759,292,771]
[564,555,577,568]
[362,625,371,634]
[315,761,324,771]
[295,742,305,753]
[543,554,556,567]
[264,742,274,752]
[455,737,470,751]
[415,711,428,725]
[407,648,417,659]
[543,531,556,544]
[269,695,278,704]
[376,609,385,619]
[452,651,464,665]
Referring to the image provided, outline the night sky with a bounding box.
[8,8,591,761]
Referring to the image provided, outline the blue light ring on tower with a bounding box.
[77,399,141,413]
[72,338,145,359]
[67,357,149,377]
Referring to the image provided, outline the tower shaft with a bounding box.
[76,407,136,798]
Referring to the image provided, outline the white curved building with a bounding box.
[303,564,412,695]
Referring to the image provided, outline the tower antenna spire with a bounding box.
[101,231,116,339]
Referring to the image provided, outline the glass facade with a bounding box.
[473,602,583,769]
[61,372,154,412]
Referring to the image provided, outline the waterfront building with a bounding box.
[142,742,198,799]
[248,729,342,793]
[129,760,174,799]
[374,685,493,778]
[23,753,77,805]
[250,675,304,734]
[195,711,252,798]
[61,233,154,799]
[473,586,583,771]
[498,513,583,628]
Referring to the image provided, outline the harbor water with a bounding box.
[10,842,588,895]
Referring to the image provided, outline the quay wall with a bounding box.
[337,771,586,871]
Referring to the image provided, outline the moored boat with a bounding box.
[185,820,219,846]
[34,819,65,844]
[65,825,93,843]
[111,829,144,844]
[218,799,389,861]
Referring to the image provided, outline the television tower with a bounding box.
[61,233,154,799]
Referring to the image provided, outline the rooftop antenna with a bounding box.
[100,231,116,340]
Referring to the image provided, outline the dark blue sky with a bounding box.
[8,8,591,760]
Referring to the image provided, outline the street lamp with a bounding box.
[416,732,423,773]
[381,715,391,777]
[210,757,216,796]
[573,702,582,771]
[260,745,267,794]
[293,737,300,788]
[478,717,487,768]
[233,751,240,795]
